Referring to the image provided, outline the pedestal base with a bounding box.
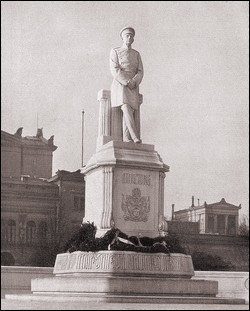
[4,251,246,305]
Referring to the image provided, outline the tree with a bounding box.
[238,215,249,237]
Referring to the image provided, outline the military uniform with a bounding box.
[110,36,144,142]
[110,46,143,110]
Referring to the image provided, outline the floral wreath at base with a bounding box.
[62,222,186,255]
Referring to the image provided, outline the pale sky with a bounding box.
[1,1,249,219]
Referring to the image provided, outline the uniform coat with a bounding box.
[110,46,144,110]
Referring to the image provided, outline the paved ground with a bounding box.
[1,299,249,310]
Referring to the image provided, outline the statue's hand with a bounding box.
[127,79,136,89]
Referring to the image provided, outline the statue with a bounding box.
[48,135,54,146]
[14,127,23,136]
[110,26,144,143]
[36,128,43,138]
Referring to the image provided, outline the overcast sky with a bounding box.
[1,1,249,219]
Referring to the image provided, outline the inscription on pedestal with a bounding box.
[122,173,151,186]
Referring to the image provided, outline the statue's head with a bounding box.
[120,26,135,46]
[36,128,43,138]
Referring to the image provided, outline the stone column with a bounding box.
[158,171,166,234]
[214,215,218,233]
[235,215,239,236]
[204,214,208,233]
[97,89,112,148]
[101,166,114,229]
[188,211,192,222]
[225,215,229,235]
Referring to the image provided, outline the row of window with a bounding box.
[2,220,48,244]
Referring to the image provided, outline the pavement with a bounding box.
[1,299,249,310]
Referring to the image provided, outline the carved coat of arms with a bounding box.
[121,188,150,222]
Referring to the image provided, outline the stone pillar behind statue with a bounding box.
[96,89,112,148]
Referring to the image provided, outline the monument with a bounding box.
[4,27,245,305]
[83,26,169,238]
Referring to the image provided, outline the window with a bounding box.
[73,195,85,214]
[19,222,26,243]
[7,220,16,243]
[38,221,48,240]
[26,221,36,244]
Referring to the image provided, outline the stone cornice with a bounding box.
[82,141,170,175]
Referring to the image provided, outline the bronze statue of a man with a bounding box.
[110,26,144,143]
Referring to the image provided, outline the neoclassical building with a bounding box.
[1,128,59,265]
[174,196,241,235]
[1,128,85,266]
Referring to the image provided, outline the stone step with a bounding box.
[31,275,218,296]
[5,293,245,305]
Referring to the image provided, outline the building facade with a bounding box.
[1,178,59,266]
[174,196,241,236]
[1,128,56,179]
[1,128,59,265]
[1,129,85,266]
[47,169,85,248]
[165,197,248,271]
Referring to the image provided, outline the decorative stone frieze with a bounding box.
[53,251,194,278]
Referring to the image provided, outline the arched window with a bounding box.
[26,221,36,244]
[38,221,48,241]
[19,222,26,243]
[7,220,16,244]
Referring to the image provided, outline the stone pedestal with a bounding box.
[82,140,169,237]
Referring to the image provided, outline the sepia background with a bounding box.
[1,1,249,219]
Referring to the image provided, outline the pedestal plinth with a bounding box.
[82,140,169,237]
[30,251,219,299]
